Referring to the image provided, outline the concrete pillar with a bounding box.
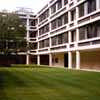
[49,54,52,66]
[76,28,79,42]
[76,51,80,69]
[76,6,79,25]
[76,7,79,19]
[96,0,100,10]
[68,52,72,69]
[76,28,79,47]
[37,55,40,65]
[26,54,29,65]
[26,16,30,41]
[68,31,71,43]
[62,0,64,6]
[68,11,71,23]
[84,2,88,15]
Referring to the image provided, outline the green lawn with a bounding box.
[0,67,100,100]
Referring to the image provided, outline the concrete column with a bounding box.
[49,54,52,66]
[84,2,88,15]
[26,16,30,41]
[26,54,29,65]
[56,2,58,11]
[76,6,79,25]
[76,7,79,18]
[62,0,64,6]
[76,51,80,69]
[68,11,71,23]
[76,28,79,42]
[68,52,72,69]
[68,31,71,43]
[96,0,100,10]
[37,55,40,65]
[76,28,79,47]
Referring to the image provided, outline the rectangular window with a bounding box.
[79,3,84,17]
[62,32,68,43]
[51,3,56,14]
[51,20,57,30]
[71,9,76,21]
[39,9,49,23]
[58,0,62,10]
[71,30,76,42]
[79,26,87,40]
[58,34,63,44]
[64,0,68,5]
[79,21,100,40]
[97,21,100,37]
[39,24,49,36]
[88,0,96,14]
[57,16,62,27]
[87,23,97,38]
[44,39,49,47]
[52,36,58,46]
[64,13,68,24]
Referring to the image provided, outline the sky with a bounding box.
[0,0,50,14]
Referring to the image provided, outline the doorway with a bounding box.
[64,53,68,68]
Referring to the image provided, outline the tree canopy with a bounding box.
[0,12,27,54]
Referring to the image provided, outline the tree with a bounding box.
[0,12,27,55]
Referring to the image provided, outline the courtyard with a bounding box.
[0,67,100,100]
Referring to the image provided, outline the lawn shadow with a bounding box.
[0,70,29,100]
[0,70,9,100]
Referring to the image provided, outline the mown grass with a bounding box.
[0,67,100,100]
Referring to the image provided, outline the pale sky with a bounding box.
[0,0,50,14]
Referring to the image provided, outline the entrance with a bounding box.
[64,53,68,68]
[40,55,49,65]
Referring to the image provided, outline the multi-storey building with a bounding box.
[18,0,100,70]
[16,8,38,65]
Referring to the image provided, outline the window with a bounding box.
[51,3,56,14]
[71,30,76,42]
[62,32,68,43]
[97,21,100,37]
[71,9,76,21]
[79,3,84,17]
[79,21,100,40]
[52,32,68,46]
[52,36,58,46]
[39,24,49,36]
[45,39,49,47]
[57,16,62,27]
[29,31,37,38]
[51,20,57,30]
[79,26,87,40]
[63,13,68,24]
[58,0,62,10]
[29,43,37,50]
[87,23,97,38]
[88,0,96,14]
[39,9,49,23]
[64,0,68,5]
[58,34,63,44]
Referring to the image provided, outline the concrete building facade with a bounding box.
[18,0,100,70]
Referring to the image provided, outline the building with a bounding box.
[16,8,38,65]
[19,0,100,70]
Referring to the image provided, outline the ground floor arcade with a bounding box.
[26,49,100,70]
[1,49,100,70]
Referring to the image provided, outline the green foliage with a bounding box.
[0,12,27,54]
